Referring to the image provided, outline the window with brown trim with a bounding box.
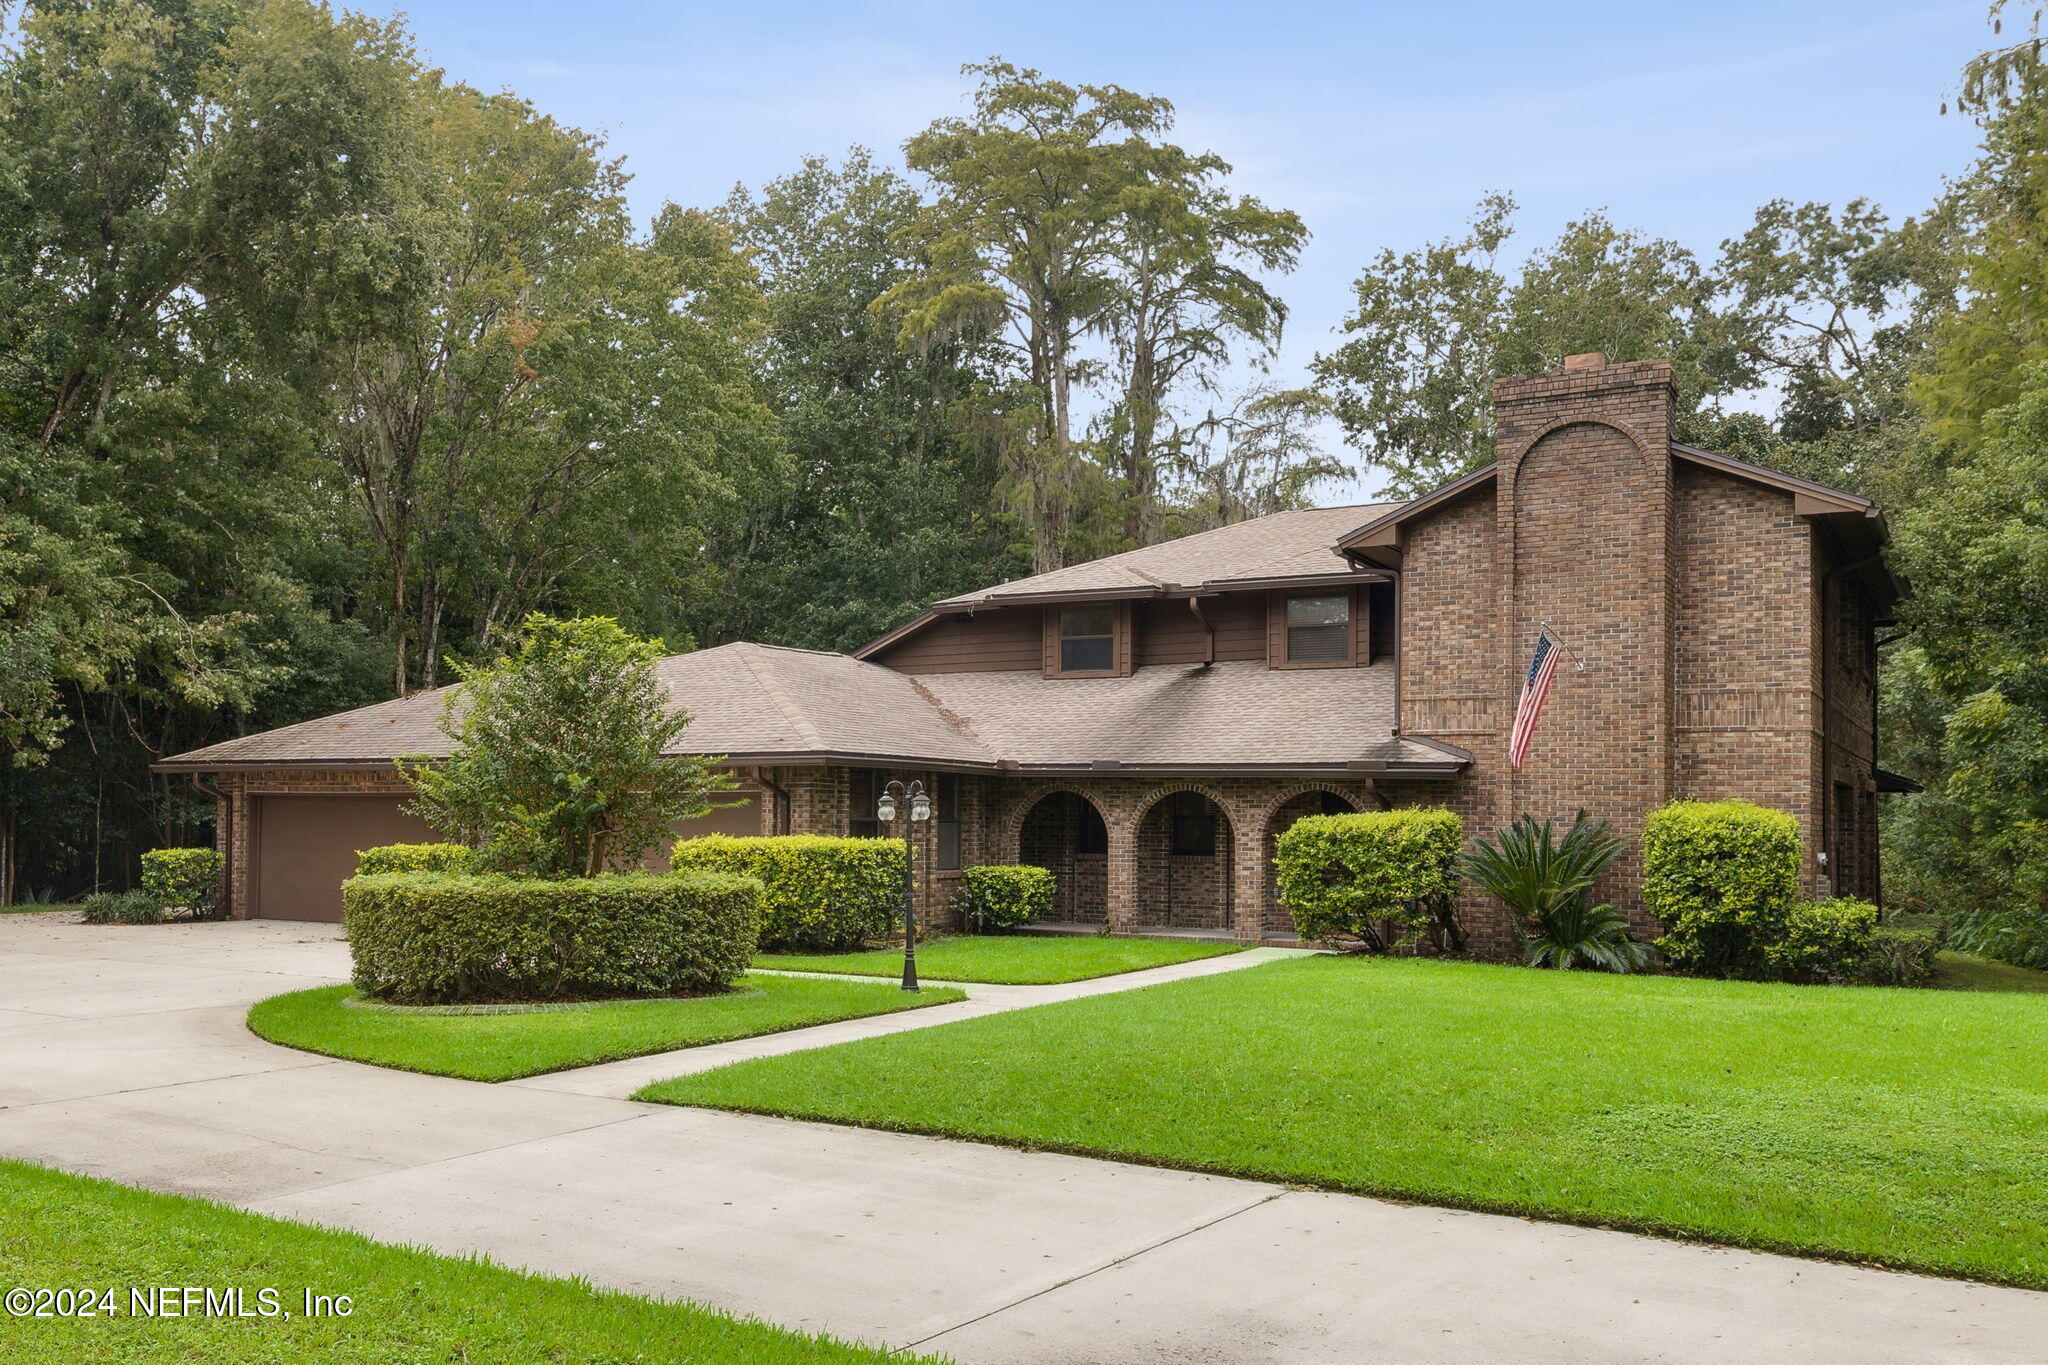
[1279,591,1353,666]
[1055,605,1118,675]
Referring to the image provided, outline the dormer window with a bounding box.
[1274,590,1357,668]
[1057,606,1117,674]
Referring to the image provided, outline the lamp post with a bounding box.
[876,779,931,991]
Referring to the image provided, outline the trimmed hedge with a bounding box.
[671,834,904,951]
[1644,800,1801,977]
[356,842,476,876]
[343,871,762,1005]
[957,864,1055,932]
[1860,921,1944,987]
[1276,808,1464,952]
[139,847,223,917]
[1767,897,1879,984]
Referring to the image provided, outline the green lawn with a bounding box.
[756,933,1245,984]
[1932,950,2048,993]
[250,976,963,1081]
[647,955,2048,1290]
[0,1158,937,1364]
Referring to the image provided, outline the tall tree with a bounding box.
[1315,198,1757,497]
[703,151,1016,652]
[329,84,774,693]
[0,0,422,898]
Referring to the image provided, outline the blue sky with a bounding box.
[393,0,1995,498]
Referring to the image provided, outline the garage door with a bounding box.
[251,795,439,922]
[250,791,766,921]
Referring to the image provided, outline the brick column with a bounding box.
[1230,815,1267,943]
[1104,819,1138,933]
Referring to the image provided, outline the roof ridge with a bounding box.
[729,643,827,751]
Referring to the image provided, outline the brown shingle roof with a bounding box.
[933,503,1402,609]
[157,645,1460,776]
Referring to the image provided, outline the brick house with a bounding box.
[157,355,1906,953]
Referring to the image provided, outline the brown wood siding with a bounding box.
[871,609,1041,674]
[1133,593,1267,666]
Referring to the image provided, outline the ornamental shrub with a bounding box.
[1276,808,1464,952]
[670,834,904,950]
[355,843,475,876]
[956,864,1055,932]
[1858,922,1944,987]
[139,847,223,918]
[77,889,167,925]
[1644,800,1801,977]
[401,614,737,877]
[1765,897,1879,984]
[343,871,761,1005]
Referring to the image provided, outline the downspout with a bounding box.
[754,766,792,835]
[1186,596,1216,666]
[191,774,230,918]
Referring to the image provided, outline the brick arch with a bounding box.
[1000,784,1111,858]
[1126,780,1251,838]
[1501,415,1660,484]
[1250,782,1374,832]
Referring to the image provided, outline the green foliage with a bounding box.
[1859,923,1944,988]
[1461,811,1641,970]
[1523,900,1649,974]
[343,871,761,1005]
[354,843,476,876]
[671,834,905,951]
[402,615,736,878]
[1766,897,1880,984]
[139,847,224,917]
[956,864,1055,932]
[1275,808,1464,952]
[77,889,167,925]
[1313,196,1758,496]
[1643,800,1803,978]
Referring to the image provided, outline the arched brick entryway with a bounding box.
[1260,788,1361,936]
[1132,790,1234,931]
[1016,790,1110,923]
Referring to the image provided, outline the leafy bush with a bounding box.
[671,834,905,951]
[1463,811,1643,971]
[1948,907,2048,970]
[956,865,1055,932]
[1276,808,1464,952]
[343,871,762,1005]
[1766,897,1880,984]
[77,890,167,925]
[1644,800,1801,977]
[401,614,738,877]
[1858,922,1943,987]
[139,847,223,918]
[355,843,475,876]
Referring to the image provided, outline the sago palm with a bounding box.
[1461,811,1643,971]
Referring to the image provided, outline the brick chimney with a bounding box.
[1487,354,1679,922]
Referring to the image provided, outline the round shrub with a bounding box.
[957,864,1055,932]
[671,834,904,951]
[1643,800,1801,977]
[343,871,762,1005]
[139,847,223,917]
[1858,916,1945,987]
[1766,897,1879,984]
[355,842,476,876]
[1276,808,1464,952]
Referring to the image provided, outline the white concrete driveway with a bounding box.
[1,915,2041,1362]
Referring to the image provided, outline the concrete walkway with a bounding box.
[0,916,2040,1362]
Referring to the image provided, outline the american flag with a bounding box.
[1509,630,1562,770]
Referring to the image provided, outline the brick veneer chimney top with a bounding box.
[1562,351,1607,370]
